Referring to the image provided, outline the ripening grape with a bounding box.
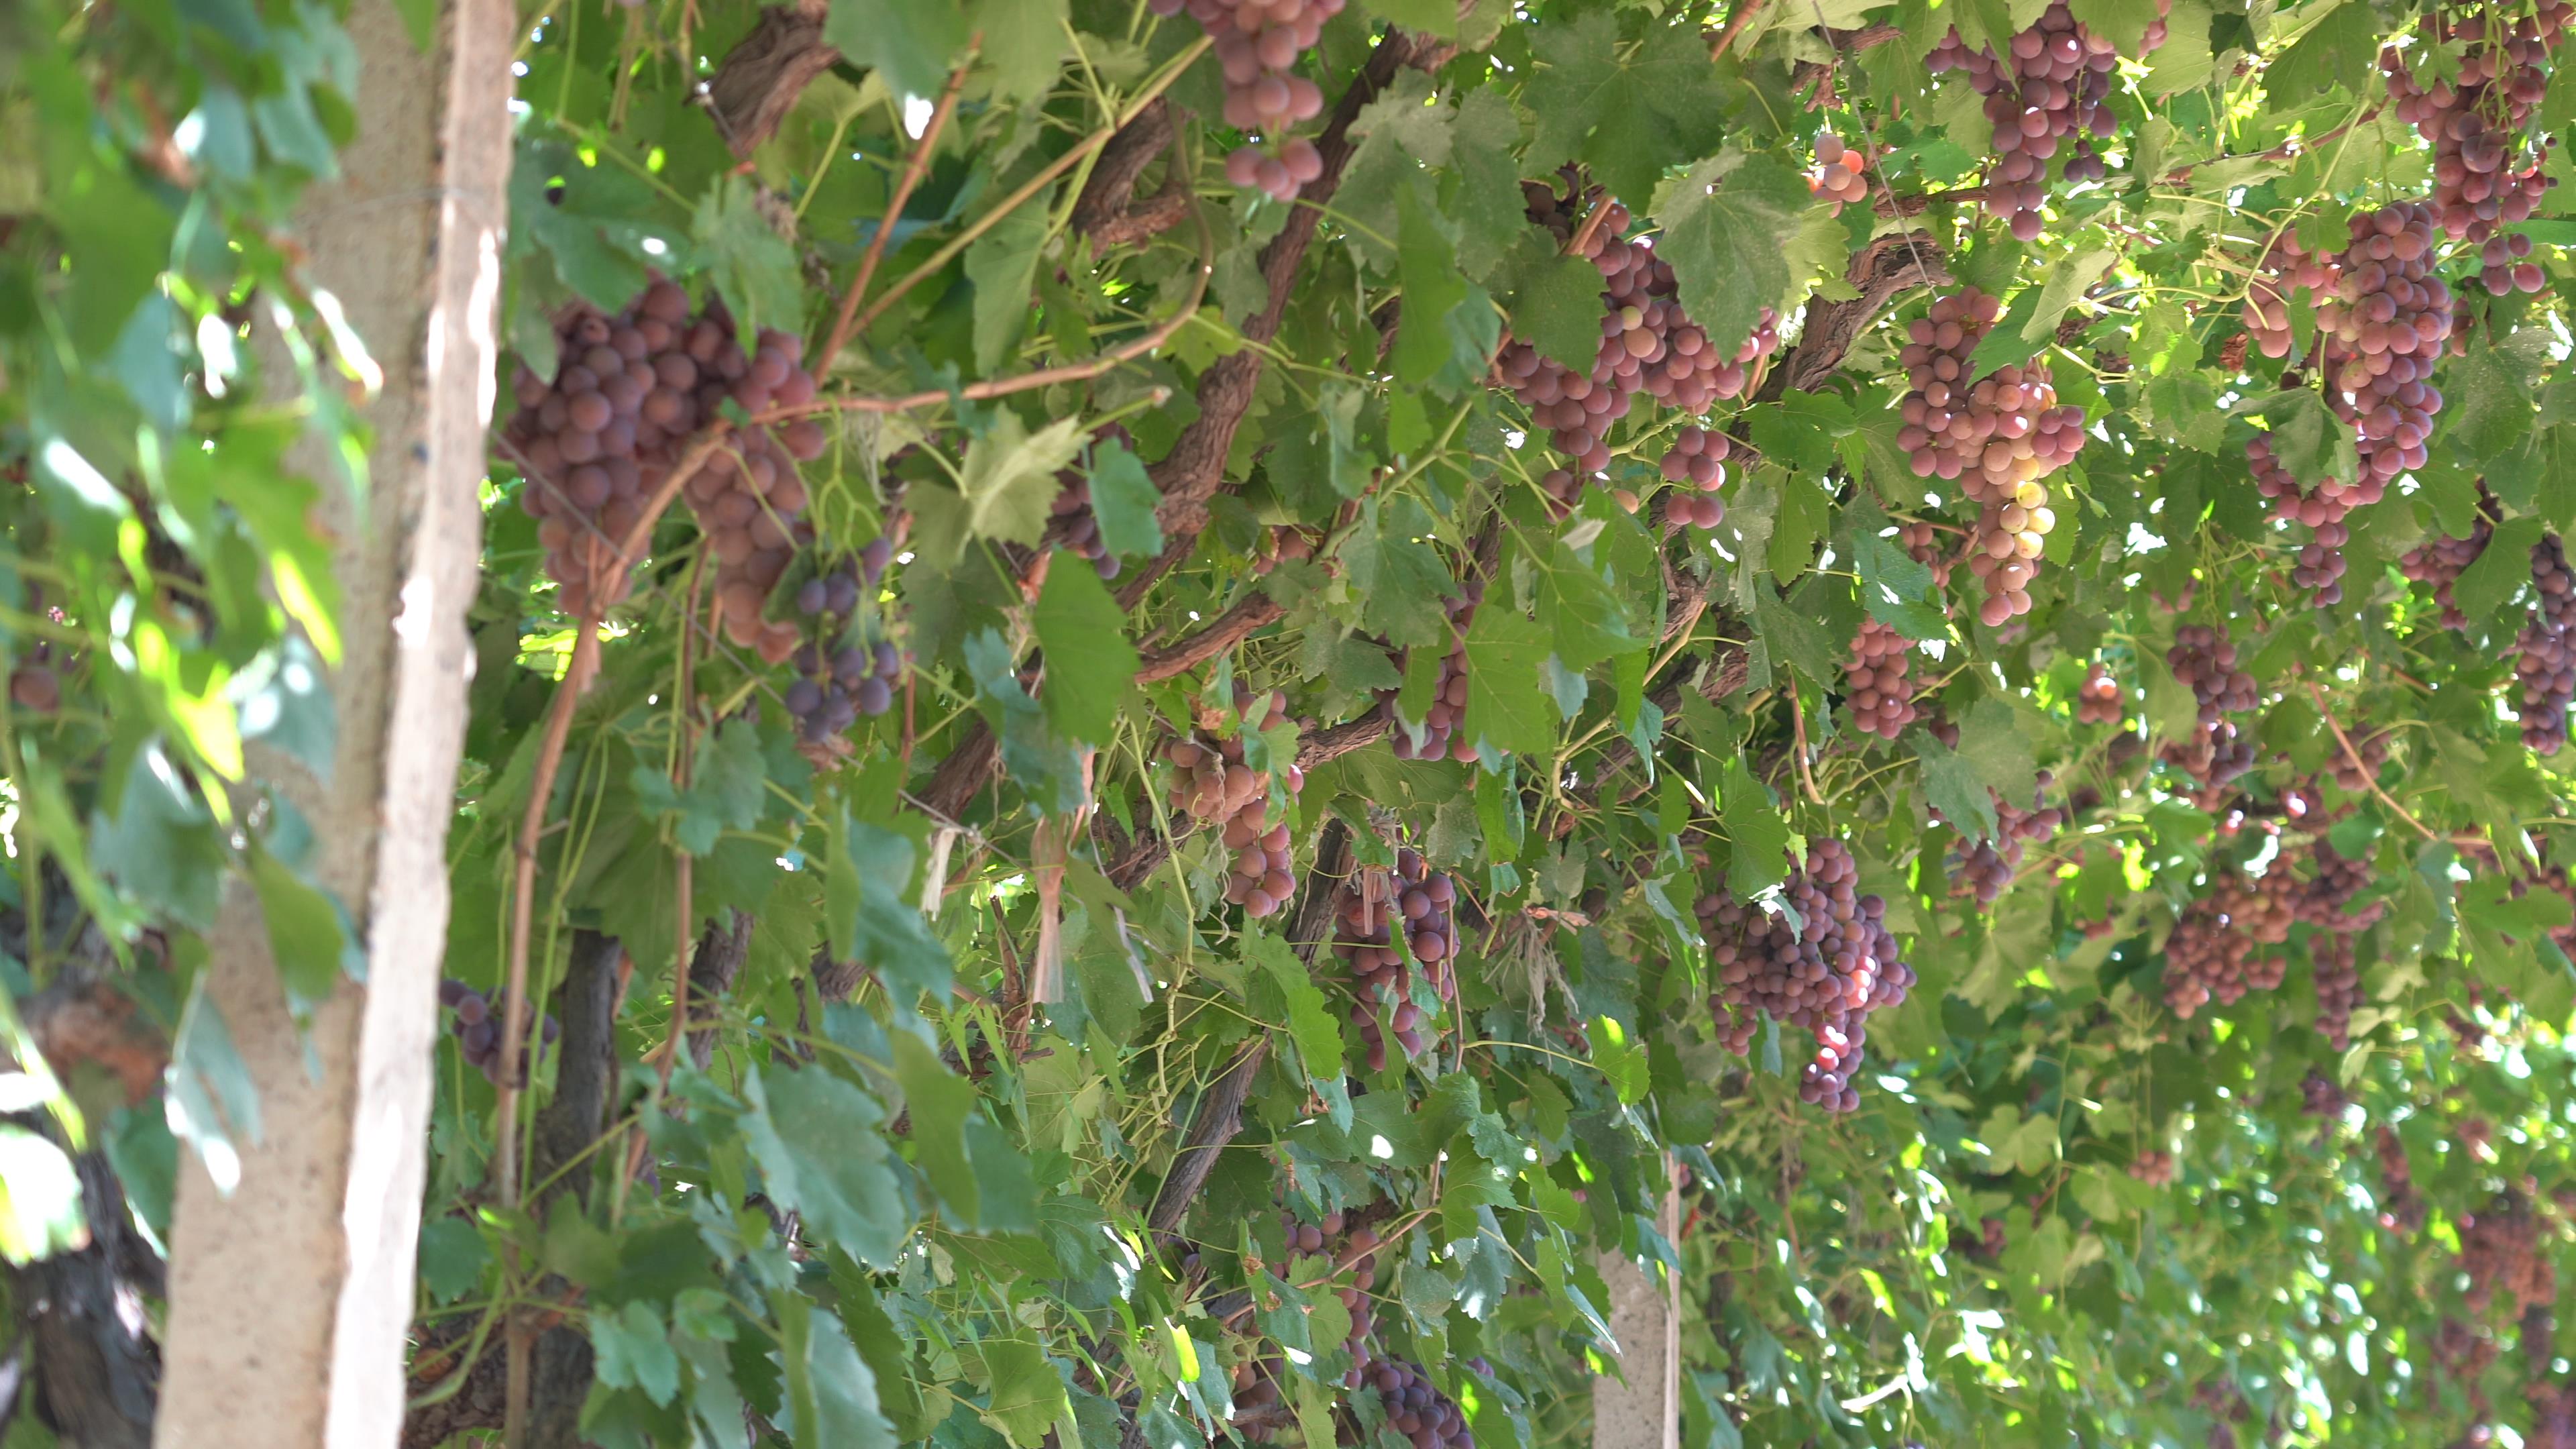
[2128,1149,2176,1186]
[1700,840,1914,1112]
[438,978,559,1087]
[1808,131,1873,213]
[1330,848,1459,1069]
[1152,0,1341,201]
[2300,1068,2350,1120]
[1900,520,1955,588]
[1658,425,1731,531]
[2381,6,2569,248]
[1347,1354,1472,1448]
[2516,532,2576,753]
[1167,686,1305,918]
[1379,584,1481,763]
[1896,287,2086,626]
[2398,484,2500,629]
[2311,929,2360,1052]
[2459,1191,2557,1315]
[2161,625,2258,788]
[1842,619,1917,740]
[2076,661,2122,724]
[1927,1,2174,238]
[2162,873,2285,1017]
[1049,429,1134,580]
[1943,774,2063,906]
[783,539,900,745]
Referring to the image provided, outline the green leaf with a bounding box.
[2445,340,2538,464]
[822,0,971,98]
[1248,929,1344,1080]
[2267,0,2377,101]
[1851,530,1949,641]
[1364,0,1456,38]
[1343,498,1457,651]
[2455,518,2544,623]
[592,1301,682,1407]
[1719,759,1790,898]
[1913,729,1999,842]
[1524,11,1725,205]
[1956,697,2039,805]
[892,1031,982,1225]
[976,1339,1072,1447]
[964,197,1050,374]
[91,745,227,932]
[1752,590,1837,688]
[824,809,954,1008]
[2145,0,2213,94]
[1448,89,1527,282]
[1032,561,1137,748]
[2237,386,2357,488]
[2067,0,2151,52]
[969,0,1070,102]
[1657,155,1816,378]
[1085,441,1165,559]
[0,1128,86,1265]
[963,629,1089,813]
[1395,186,1472,386]
[741,1063,910,1269]
[248,847,358,1008]
[2019,244,2114,350]
[693,175,804,346]
[1507,242,1614,376]
[959,414,1088,547]
[773,1295,897,1449]
[1464,606,1559,757]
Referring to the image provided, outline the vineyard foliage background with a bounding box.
[27,0,2576,1445]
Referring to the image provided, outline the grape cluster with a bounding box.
[1167,688,1305,918]
[2327,724,2391,793]
[1807,132,1872,213]
[2295,840,2387,934]
[1841,620,1918,740]
[1699,840,1915,1113]
[1149,0,1339,201]
[437,979,559,1088]
[9,639,60,716]
[1926,1,2170,237]
[1279,1207,1383,1356]
[782,539,900,743]
[2461,1192,2558,1315]
[2128,1149,2176,1186]
[1047,474,1122,581]
[1945,776,2065,906]
[2163,875,2286,1018]
[1347,1355,1472,1449]
[2311,929,2361,1052]
[2473,231,2548,294]
[1496,174,1777,486]
[1380,585,1481,763]
[1658,426,1731,531]
[1329,847,1458,1069]
[1896,288,2087,626]
[2516,533,2576,753]
[2398,487,2499,629]
[2377,1125,2428,1234]
[1900,521,1955,588]
[2300,1068,2350,1120]
[2076,661,2122,724]
[2381,6,2568,252]
[2162,625,2259,788]
[502,282,827,657]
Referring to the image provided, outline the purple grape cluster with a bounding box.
[2377,1126,2427,1232]
[2311,928,2360,1052]
[2128,1149,2176,1185]
[2076,661,2122,724]
[2162,874,2284,1018]
[1047,424,1134,579]
[2300,1068,2349,1119]
[1150,0,1341,201]
[2517,533,2576,753]
[1843,619,1917,740]
[2459,1191,2557,1315]
[1944,775,2064,906]
[1379,584,1481,763]
[1659,425,1731,531]
[1329,847,1458,1070]
[1926,1,2171,237]
[1808,132,1872,213]
[1346,1354,1472,1448]
[1699,839,1915,1113]
[504,280,826,659]
[1900,520,1955,588]
[438,979,559,1088]
[2381,5,2569,252]
[1896,288,2087,626]
[2398,484,2499,629]
[783,539,899,743]
[1167,688,1305,918]
[2161,625,2259,788]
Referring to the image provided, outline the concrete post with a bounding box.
[1593,1155,1682,1449]
[152,0,508,1441]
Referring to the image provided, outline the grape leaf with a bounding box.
[959,413,1087,546]
[823,0,971,99]
[2454,518,2544,623]
[1394,186,1470,386]
[2068,0,2152,52]
[2445,339,2538,464]
[1507,240,1613,376]
[1851,530,1949,641]
[1464,606,1559,757]
[1247,928,1344,1082]
[742,1064,908,1269]
[1957,697,2039,804]
[1032,561,1136,749]
[963,629,1088,814]
[2266,0,2377,100]
[771,1295,898,1449]
[1524,11,1725,207]
[1343,497,1457,650]
[1914,729,2000,842]
[968,0,1069,103]
[592,1302,682,1407]
[964,197,1049,374]
[1449,88,1527,282]
[1085,439,1164,559]
[1657,154,1816,381]
[893,1032,981,1226]
[694,175,804,348]
[2236,386,2357,488]
[1719,758,1790,899]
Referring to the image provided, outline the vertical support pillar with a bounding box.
[1593,1155,1683,1449]
[152,0,508,1441]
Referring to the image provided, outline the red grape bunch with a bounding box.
[2398,484,2500,629]
[783,538,900,743]
[2161,625,2259,788]
[437,979,559,1088]
[2294,840,2385,935]
[1926,1,2171,238]
[2161,874,2286,1018]
[1945,775,2065,906]
[2377,1126,2428,1233]
[1841,619,1917,741]
[1900,520,1955,588]
[2381,5,2569,257]
[1166,687,1305,918]
[1658,425,1732,531]
[2310,929,2361,1052]
[2517,532,2576,753]
[2128,1149,2176,1186]
[2076,661,2123,724]
[1379,583,1481,763]
[9,641,60,716]
[2326,724,2392,792]
[1280,1206,1383,1358]
[1329,847,1459,1070]
[1046,433,1131,581]
[1699,840,1915,1113]
[1150,0,1340,201]
[2300,1069,2350,1120]
[2237,233,2338,361]
[502,280,828,659]
[1807,132,1872,213]
[1895,288,2088,626]
[2459,1191,2557,1315]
